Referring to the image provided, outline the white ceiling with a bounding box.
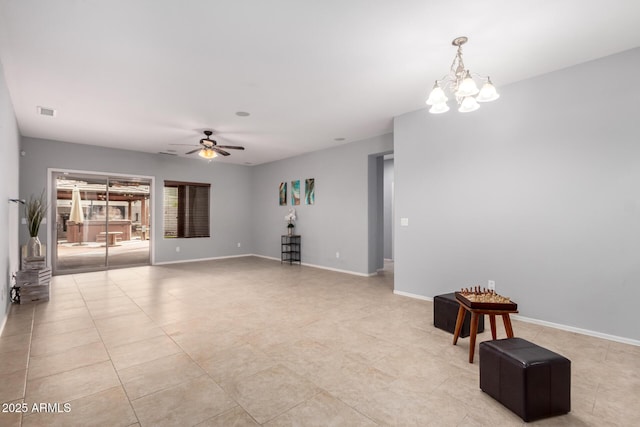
[1,1,639,165]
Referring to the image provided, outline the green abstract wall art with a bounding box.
[305,178,315,205]
[291,180,300,205]
[279,182,287,206]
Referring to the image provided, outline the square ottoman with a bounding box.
[434,292,484,338]
[480,338,571,422]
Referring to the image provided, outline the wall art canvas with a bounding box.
[305,178,315,205]
[291,180,300,205]
[279,182,287,206]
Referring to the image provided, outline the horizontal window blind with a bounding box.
[164,181,210,238]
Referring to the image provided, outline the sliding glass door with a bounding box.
[52,172,151,274]
[105,177,151,268]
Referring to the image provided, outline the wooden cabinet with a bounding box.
[281,235,301,264]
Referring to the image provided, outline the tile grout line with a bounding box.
[19,304,36,427]
[109,273,242,425]
[9,259,639,425]
[76,274,142,426]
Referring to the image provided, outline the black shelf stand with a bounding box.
[281,235,301,264]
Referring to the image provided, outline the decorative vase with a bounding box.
[27,236,42,258]
[288,226,294,236]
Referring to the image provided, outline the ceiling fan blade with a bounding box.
[216,145,244,150]
[212,147,231,156]
[185,148,201,155]
[217,145,245,150]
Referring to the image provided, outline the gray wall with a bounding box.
[394,48,640,340]
[251,133,393,275]
[19,138,253,264]
[0,58,20,330]
[383,159,394,259]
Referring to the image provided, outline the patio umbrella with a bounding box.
[69,186,85,245]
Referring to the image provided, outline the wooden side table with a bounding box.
[452,295,518,363]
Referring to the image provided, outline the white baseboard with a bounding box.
[0,312,6,337]
[511,314,640,347]
[153,253,252,265]
[394,290,639,347]
[302,262,376,277]
[251,254,281,262]
[393,290,433,302]
[251,254,376,277]
[156,253,377,277]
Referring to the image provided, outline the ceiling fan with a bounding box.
[176,130,245,159]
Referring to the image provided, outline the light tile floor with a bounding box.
[1,257,639,426]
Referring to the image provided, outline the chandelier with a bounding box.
[426,36,499,114]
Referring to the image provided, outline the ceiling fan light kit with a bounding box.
[198,148,217,159]
[175,130,246,160]
[426,36,499,114]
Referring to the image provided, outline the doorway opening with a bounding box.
[383,154,394,264]
[368,151,394,281]
[51,171,152,274]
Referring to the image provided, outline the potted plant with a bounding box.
[284,208,296,236]
[25,190,48,258]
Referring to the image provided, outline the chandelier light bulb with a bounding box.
[476,77,500,103]
[429,102,450,114]
[426,83,448,106]
[458,96,480,113]
[456,70,480,97]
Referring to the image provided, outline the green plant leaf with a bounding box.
[25,189,48,237]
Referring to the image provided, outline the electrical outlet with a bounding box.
[237,242,241,248]
[21,218,26,225]
[336,252,340,259]
[176,246,181,253]
[400,218,409,227]
[488,280,495,291]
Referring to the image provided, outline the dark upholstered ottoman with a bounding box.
[434,292,483,338]
[480,338,571,422]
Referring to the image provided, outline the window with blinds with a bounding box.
[163,181,210,238]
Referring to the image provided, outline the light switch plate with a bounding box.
[400,218,409,227]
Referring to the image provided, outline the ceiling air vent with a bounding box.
[37,106,56,117]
